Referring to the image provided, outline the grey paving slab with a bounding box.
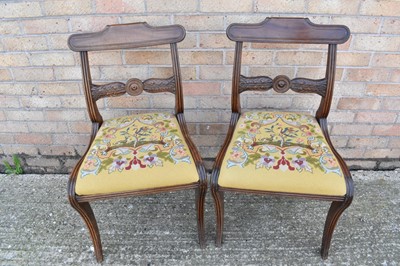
[0,171,399,265]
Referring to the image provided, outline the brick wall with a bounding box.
[0,0,399,173]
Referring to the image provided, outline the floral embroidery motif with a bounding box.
[80,113,191,177]
[226,111,342,176]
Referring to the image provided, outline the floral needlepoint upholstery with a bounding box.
[76,112,198,195]
[218,111,346,196]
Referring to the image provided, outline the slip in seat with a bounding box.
[76,112,198,196]
[218,111,346,196]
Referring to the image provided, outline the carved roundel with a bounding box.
[125,78,143,96]
[272,75,291,93]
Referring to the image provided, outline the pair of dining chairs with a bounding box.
[67,17,354,262]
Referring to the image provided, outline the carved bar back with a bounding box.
[227,17,350,122]
[68,22,186,127]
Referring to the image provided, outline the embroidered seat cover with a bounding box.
[218,111,346,196]
[76,112,198,195]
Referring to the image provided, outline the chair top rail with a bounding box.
[227,17,350,44]
[68,22,186,52]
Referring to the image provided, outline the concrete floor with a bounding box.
[0,171,399,265]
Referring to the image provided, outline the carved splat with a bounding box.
[91,76,176,101]
[239,75,327,97]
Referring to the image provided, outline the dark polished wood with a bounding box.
[67,23,206,263]
[211,17,353,259]
[227,17,350,44]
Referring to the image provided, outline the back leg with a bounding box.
[70,200,103,262]
[320,199,352,259]
[196,185,207,248]
[211,188,224,247]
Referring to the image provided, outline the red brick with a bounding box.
[147,0,197,12]
[331,124,373,136]
[391,70,400,83]
[336,52,371,67]
[199,66,233,80]
[337,148,365,159]
[256,0,306,12]
[249,67,295,79]
[335,83,366,96]
[13,68,54,81]
[60,96,86,108]
[106,95,151,109]
[125,51,172,65]
[0,121,29,133]
[39,146,76,156]
[175,15,225,31]
[0,96,20,108]
[0,2,42,18]
[366,84,400,97]
[21,96,62,109]
[331,16,380,34]
[381,19,400,34]
[28,121,69,133]
[70,16,119,32]
[0,69,12,81]
[337,97,380,110]
[0,53,30,67]
[360,0,400,16]
[389,138,400,148]
[15,133,52,144]
[371,54,400,68]
[3,36,48,51]
[352,35,400,52]
[0,134,14,144]
[180,51,223,65]
[95,0,145,13]
[348,137,388,148]
[372,125,400,136]
[46,110,86,121]
[199,96,230,109]
[22,18,69,34]
[364,148,400,159]
[43,0,92,15]
[226,51,274,65]
[199,33,234,49]
[199,123,229,135]
[30,52,75,66]
[308,0,359,14]
[246,96,293,109]
[200,0,252,12]
[328,112,355,123]
[355,112,397,124]
[6,110,45,121]
[182,82,221,95]
[0,21,21,35]
[69,122,92,133]
[330,136,348,148]
[53,134,90,145]
[344,69,390,82]
[381,99,400,110]
[275,51,324,66]
[89,51,122,66]
[185,110,221,123]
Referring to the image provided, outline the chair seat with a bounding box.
[76,112,199,196]
[218,111,346,196]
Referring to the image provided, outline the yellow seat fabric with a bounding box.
[76,112,199,195]
[218,111,346,196]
